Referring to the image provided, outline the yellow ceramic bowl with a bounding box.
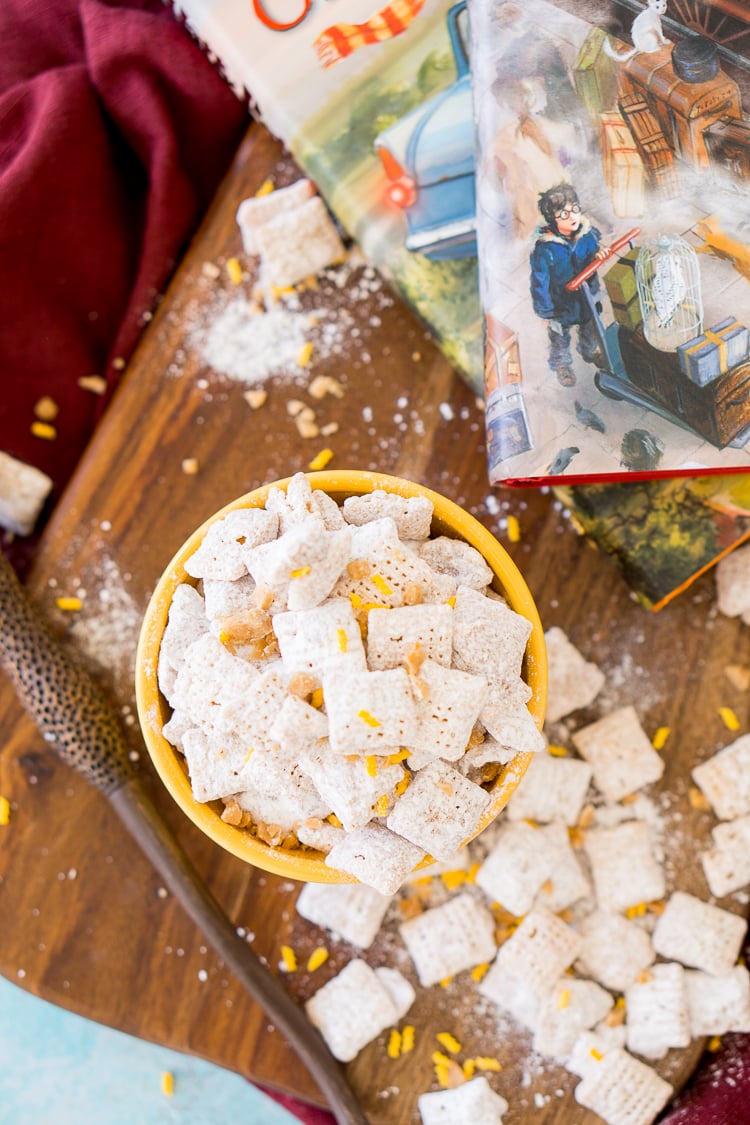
[135,470,547,882]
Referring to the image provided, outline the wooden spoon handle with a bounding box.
[0,552,368,1125]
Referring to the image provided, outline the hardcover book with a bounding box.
[173,0,486,389]
[468,0,750,486]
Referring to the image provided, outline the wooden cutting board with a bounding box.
[1,123,749,1125]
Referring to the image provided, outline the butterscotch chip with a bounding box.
[288,671,319,699]
[243,389,267,410]
[78,374,108,394]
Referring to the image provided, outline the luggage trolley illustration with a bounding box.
[566,228,750,450]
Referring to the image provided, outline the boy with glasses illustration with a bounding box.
[530,182,608,387]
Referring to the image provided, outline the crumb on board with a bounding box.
[77,374,108,395]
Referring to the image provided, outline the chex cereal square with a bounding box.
[652,891,746,976]
[478,704,545,758]
[273,598,366,678]
[533,822,591,913]
[342,489,433,540]
[304,958,399,1062]
[236,742,331,831]
[476,821,556,917]
[701,814,750,897]
[235,178,315,255]
[374,967,416,1021]
[685,966,750,1036]
[295,881,391,949]
[417,1076,508,1125]
[452,585,531,688]
[574,1047,673,1125]
[386,760,491,861]
[478,958,542,1032]
[325,823,425,895]
[184,508,278,580]
[399,892,497,986]
[299,741,405,831]
[269,694,329,754]
[171,633,259,734]
[506,751,593,826]
[158,584,208,703]
[533,977,614,1062]
[418,536,494,590]
[202,574,257,623]
[409,659,489,762]
[333,517,456,607]
[257,195,346,290]
[295,818,345,853]
[181,727,252,803]
[324,666,418,752]
[459,732,519,774]
[244,522,352,612]
[566,1025,628,1078]
[366,603,453,670]
[691,734,750,820]
[715,542,750,620]
[575,910,655,992]
[495,907,582,997]
[544,627,605,724]
[625,962,690,1060]
[572,706,664,802]
[583,820,665,914]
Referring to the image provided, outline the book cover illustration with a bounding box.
[173,0,484,388]
[554,472,750,610]
[469,0,750,486]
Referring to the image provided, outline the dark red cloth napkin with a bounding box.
[2,2,749,1123]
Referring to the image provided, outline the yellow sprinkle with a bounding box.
[719,706,741,731]
[436,1032,462,1055]
[441,870,467,891]
[242,748,254,764]
[548,744,568,757]
[31,421,56,440]
[327,813,342,828]
[395,772,411,797]
[387,1029,402,1059]
[373,794,389,817]
[0,797,10,826]
[590,1048,604,1061]
[255,178,275,196]
[371,574,393,596]
[401,1025,415,1053]
[55,596,82,612]
[161,1072,174,1096]
[311,688,324,709]
[557,988,571,1010]
[362,601,389,612]
[625,903,647,919]
[615,996,626,1009]
[652,726,670,750]
[473,1057,502,1072]
[467,862,481,883]
[350,593,363,608]
[290,566,311,579]
[506,514,521,542]
[336,629,348,653]
[297,341,314,367]
[226,257,243,284]
[358,710,382,728]
[470,962,490,983]
[462,1059,476,1079]
[434,1062,451,1088]
[280,945,297,972]
[439,976,453,989]
[387,750,410,764]
[365,755,378,777]
[445,596,456,607]
[432,1051,452,1067]
[308,448,334,471]
[307,947,329,972]
[708,1035,723,1052]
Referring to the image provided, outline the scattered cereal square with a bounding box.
[400,892,497,987]
[652,891,747,976]
[701,814,750,898]
[506,751,592,826]
[533,822,591,913]
[544,627,605,724]
[235,179,316,255]
[575,910,655,992]
[304,958,399,1062]
[574,1047,673,1125]
[476,821,556,916]
[295,881,391,949]
[495,907,582,998]
[685,966,750,1036]
[533,977,614,1062]
[572,707,664,802]
[692,734,750,820]
[716,542,750,620]
[583,820,665,914]
[0,451,53,536]
[478,958,542,1032]
[417,1076,508,1125]
[625,962,690,1060]
[375,966,416,1020]
[257,195,346,290]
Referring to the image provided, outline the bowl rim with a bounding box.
[135,470,547,882]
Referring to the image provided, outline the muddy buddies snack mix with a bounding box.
[156,474,540,891]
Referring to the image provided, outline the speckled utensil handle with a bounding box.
[0,552,368,1125]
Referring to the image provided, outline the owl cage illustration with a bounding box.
[635,234,704,352]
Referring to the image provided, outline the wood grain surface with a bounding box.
[1,123,749,1124]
